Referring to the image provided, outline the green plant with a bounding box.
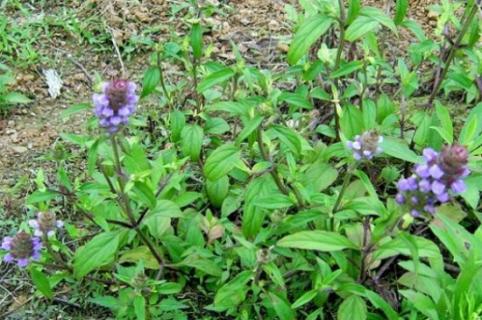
[1,0,481,319]
[0,63,30,116]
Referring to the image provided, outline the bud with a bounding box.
[29,212,63,237]
[2,232,42,267]
[346,131,383,161]
[93,79,138,133]
[439,144,469,177]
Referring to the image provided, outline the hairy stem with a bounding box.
[330,163,356,230]
[110,135,165,272]
[157,52,172,110]
[335,0,346,69]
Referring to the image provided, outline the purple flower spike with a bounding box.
[395,145,470,219]
[346,131,383,161]
[29,212,63,237]
[1,232,42,268]
[93,79,138,133]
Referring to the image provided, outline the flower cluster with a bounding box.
[93,79,138,133]
[346,131,383,160]
[2,232,42,267]
[395,145,470,217]
[29,211,63,237]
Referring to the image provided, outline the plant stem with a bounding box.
[330,163,356,230]
[257,126,290,195]
[109,134,166,272]
[335,0,346,69]
[157,52,172,110]
[427,3,478,106]
[192,57,202,115]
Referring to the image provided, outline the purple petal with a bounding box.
[424,205,435,214]
[451,180,466,193]
[118,106,130,116]
[410,196,418,205]
[110,116,121,126]
[17,258,29,268]
[423,148,438,162]
[436,192,449,203]
[431,180,446,195]
[3,254,14,263]
[353,152,362,160]
[1,237,12,250]
[395,194,405,204]
[352,141,361,150]
[429,165,444,179]
[101,107,114,117]
[415,164,430,178]
[410,209,420,217]
[418,179,431,193]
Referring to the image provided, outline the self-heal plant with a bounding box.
[395,144,470,217]
[28,211,64,237]
[2,232,42,267]
[93,80,139,133]
[346,131,383,161]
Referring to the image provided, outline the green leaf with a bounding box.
[279,92,312,110]
[380,137,422,163]
[399,290,439,320]
[205,117,230,135]
[120,246,160,269]
[73,231,121,278]
[347,0,361,24]
[197,67,235,93]
[278,231,357,251]
[30,268,53,299]
[26,190,58,204]
[179,254,222,277]
[345,16,379,42]
[3,92,31,104]
[235,116,263,144]
[372,235,441,261]
[181,125,204,161]
[206,176,229,208]
[253,193,295,209]
[133,181,156,209]
[459,113,479,146]
[361,7,397,33]
[338,295,367,320]
[170,110,185,142]
[203,144,241,181]
[394,0,409,25]
[133,295,146,320]
[433,102,453,143]
[340,105,363,138]
[191,22,203,59]
[267,292,295,320]
[212,271,252,311]
[292,289,318,309]
[330,60,364,78]
[287,15,334,65]
[61,103,90,119]
[141,66,160,98]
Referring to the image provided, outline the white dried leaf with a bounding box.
[43,69,63,99]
